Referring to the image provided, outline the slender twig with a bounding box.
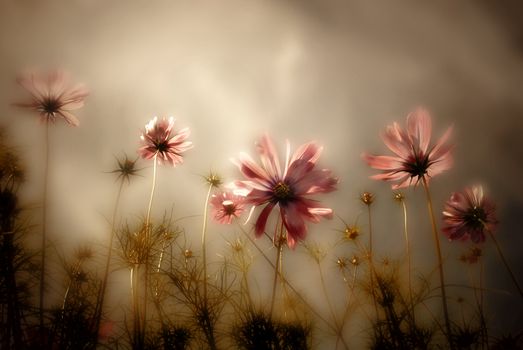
[422,177,453,349]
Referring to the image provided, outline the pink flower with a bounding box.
[16,70,88,126]
[210,191,246,224]
[233,135,338,249]
[138,117,193,166]
[442,185,497,243]
[362,108,453,189]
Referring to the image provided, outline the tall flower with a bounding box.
[16,70,88,126]
[139,117,192,166]
[362,108,452,189]
[210,191,246,224]
[233,135,338,249]
[442,185,497,243]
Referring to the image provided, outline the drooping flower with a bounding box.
[233,135,338,249]
[138,117,192,166]
[442,185,497,243]
[362,108,453,189]
[210,191,246,224]
[16,70,88,126]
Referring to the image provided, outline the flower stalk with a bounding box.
[422,177,453,349]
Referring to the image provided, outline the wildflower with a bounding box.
[210,191,245,224]
[360,191,374,206]
[362,108,452,189]
[16,70,88,126]
[442,185,497,243]
[138,116,192,166]
[110,154,140,183]
[233,135,338,249]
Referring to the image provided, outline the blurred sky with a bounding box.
[1,0,523,344]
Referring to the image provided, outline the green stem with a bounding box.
[422,177,453,349]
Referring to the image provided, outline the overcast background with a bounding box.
[1,0,522,346]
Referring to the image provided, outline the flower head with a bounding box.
[360,191,374,206]
[233,134,338,249]
[16,70,88,126]
[210,191,246,224]
[110,154,140,183]
[362,108,453,189]
[139,117,192,166]
[442,185,497,243]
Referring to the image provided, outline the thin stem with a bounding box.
[401,199,416,325]
[39,122,50,333]
[367,205,379,320]
[487,228,523,299]
[130,266,141,349]
[94,179,125,341]
[145,154,158,228]
[422,177,453,349]
[318,261,349,349]
[269,220,285,320]
[142,154,158,339]
[479,259,489,349]
[201,184,213,304]
[236,223,336,331]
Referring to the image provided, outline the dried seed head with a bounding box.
[336,257,347,270]
[393,192,404,202]
[74,245,93,261]
[360,191,374,205]
[205,172,222,188]
[343,225,360,241]
[184,249,193,259]
[350,255,360,266]
[111,154,140,183]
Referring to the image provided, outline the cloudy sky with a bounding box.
[1,0,522,344]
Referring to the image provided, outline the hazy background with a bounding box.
[1,0,522,346]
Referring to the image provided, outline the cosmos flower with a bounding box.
[442,185,497,243]
[16,70,88,126]
[210,191,246,224]
[233,135,338,249]
[138,117,192,166]
[362,108,453,189]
